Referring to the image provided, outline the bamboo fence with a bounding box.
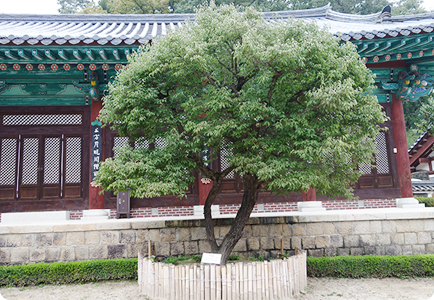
[138,250,307,300]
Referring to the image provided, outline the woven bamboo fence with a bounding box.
[138,250,307,300]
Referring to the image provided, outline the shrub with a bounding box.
[307,255,434,278]
[414,197,434,207]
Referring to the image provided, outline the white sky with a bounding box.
[0,0,433,14]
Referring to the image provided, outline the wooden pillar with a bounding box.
[198,178,213,205]
[391,94,413,198]
[302,187,316,201]
[89,98,104,209]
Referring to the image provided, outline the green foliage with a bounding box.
[307,255,434,278]
[391,0,427,15]
[163,255,202,264]
[249,255,264,261]
[57,0,92,13]
[228,254,241,261]
[97,4,386,201]
[417,96,434,135]
[414,197,434,207]
[0,259,137,287]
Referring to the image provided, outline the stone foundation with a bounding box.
[0,208,432,265]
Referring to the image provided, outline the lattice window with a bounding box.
[22,138,39,185]
[220,140,235,179]
[113,136,129,157]
[154,137,167,148]
[0,138,17,186]
[43,137,60,184]
[65,137,82,184]
[375,131,390,174]
[2,114,82,126]
[134,138,149,149]
[359,162,372,175]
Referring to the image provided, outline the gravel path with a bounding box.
[0,278,433,300]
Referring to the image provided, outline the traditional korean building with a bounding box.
[0,5,432,220]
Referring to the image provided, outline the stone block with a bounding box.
[382,221,397,233]
[413,244,426,255]
[101,231,120,244]
[424,220,434,231]
[364,246,376,255]
[170,243,184,256]
[335,222,352,235]
[220,226,231,238]
[308,249,323,257]
[282,224,292,237]
[247,238,260,251]
[330,235,343,248]
[324,223,336,235]
[306,223,324,236]
[85,231,100,245]
[54,223,95,233]
[260,238,274,250]
[324,248,336,257]
[316,236,330,248]
[185,242,198,255]
[127,244,143,258]
[291,237,301,250]
[148,229,160,242]
[376,234,391,245]
[269,224,282,237]
[352,221,369,234]
[46,247,60,261]
[136,230,149,244]
[337,248,349,256]
[76,246,89,260]
[370,221,382,234]
[66,232,85,245]
[404,233,417,245]
[350,247,364,256]
[0,248,10,264]
[395,220,410,233]
[302,237,315,249]
[89,245,108,260]
[292,224,306,236]
[176,228,190,242]
[96,222,130,230]
[385,245,402,256]
[10,225,53,234]
[344,235,360,247]
[242,226,253,238]
[0,237,6,247]
[252,225,268,237]
[132,220,165,230]
[22,234,34,247]
[108,244,127,259]
[120,230,136,244]
[426,244,434,254]
[360,234,376,247]
[191,228,207,241]
[30,249,46,262]
[418,232,431,244]
[154,242,171,257]
[198,241,211,253]
[402,245,413,255]
[36,233,53,247]
[409,220,424,232]
[391,233,404,245]
[375,246,385,256]
[60,247,75,261]
[160,228,176,242]
[11,248,29,263]
[53,233,66,246]
[233,239,247,252]
[7,235,22,247]
[282,237,291,250]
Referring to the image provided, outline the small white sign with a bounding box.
[201,253,222,265]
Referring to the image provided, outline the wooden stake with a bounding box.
[280,239,284,258]
[148,240,152,257]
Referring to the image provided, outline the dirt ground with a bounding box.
[0,277,433,300]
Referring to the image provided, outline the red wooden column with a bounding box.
[391,94,413,198]
[199,179,213,205]
[89,98,104,209]
[302,187,316,201]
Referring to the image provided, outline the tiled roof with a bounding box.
[408,132,428,153]
[413,181,434,192]
[0,5,434,46]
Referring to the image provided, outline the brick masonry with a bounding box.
[1,209,433,265]
[65,199,396,220]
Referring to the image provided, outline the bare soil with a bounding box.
[0,277,433,300]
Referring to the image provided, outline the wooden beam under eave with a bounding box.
[32,49,43,60]
[73,49,83,60]
[58,49,68,60]
[410,135,434,165]
[86,49,94,61]
[45,50,55,60]
[99,49,107,60]
[113,49,120,60]
[18,49,30,60]
[4,50,17,60]
[419,158,431,164]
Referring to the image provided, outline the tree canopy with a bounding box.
[96,4,386,262]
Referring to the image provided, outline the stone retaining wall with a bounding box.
[1,209,433,265]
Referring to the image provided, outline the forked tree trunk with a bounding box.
[203,173,261,265]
